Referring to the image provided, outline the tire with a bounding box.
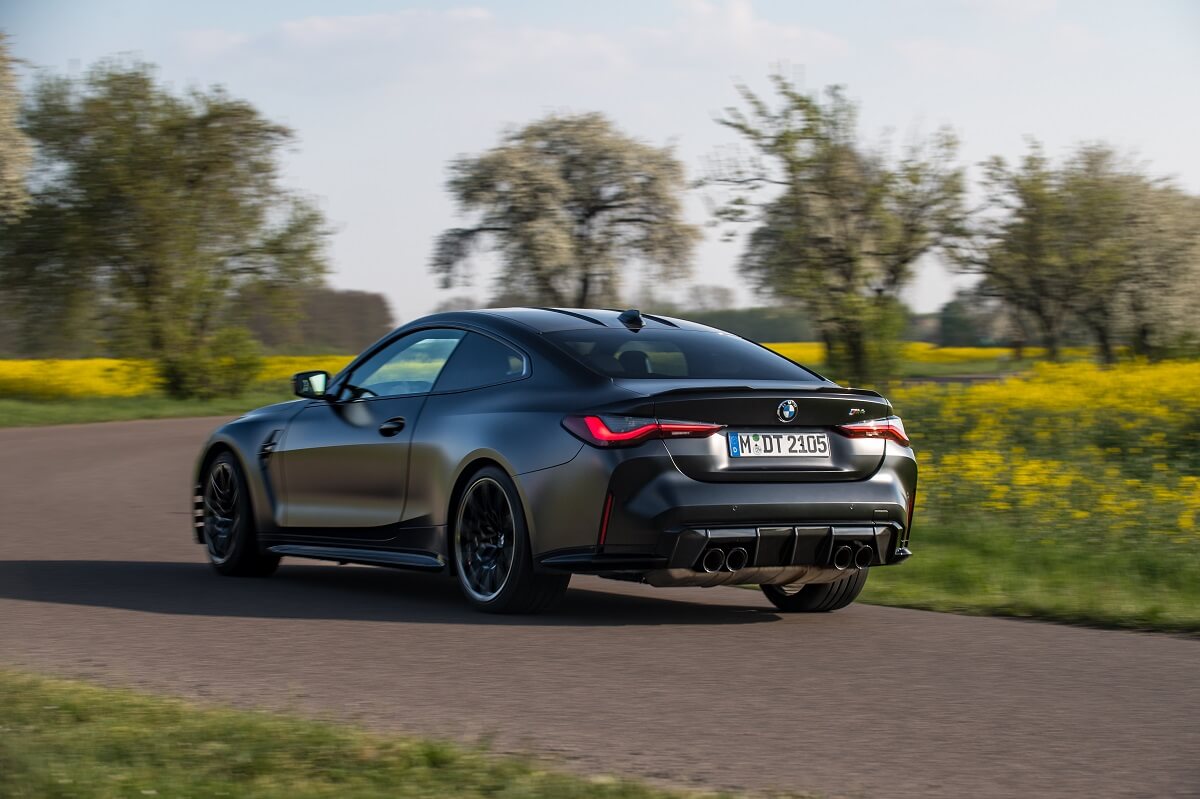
[760,569,868,612]
[452,466,569,614]
[200,452,280,577]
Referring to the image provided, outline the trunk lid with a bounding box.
[618,381,892,483]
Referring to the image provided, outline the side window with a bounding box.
[434,332,527,392]
[347,329,465,398]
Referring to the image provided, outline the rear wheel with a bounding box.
[760,569,868,612]
[453,466,568,614]
[202,452,280,577]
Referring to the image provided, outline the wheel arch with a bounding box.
[445,454,542,561]
[194,436,272,540]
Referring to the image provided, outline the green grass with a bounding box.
[0,389,292,427]
[861,522,1200,633]
[0,671,728,799]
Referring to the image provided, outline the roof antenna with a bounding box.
[617,309,644,329]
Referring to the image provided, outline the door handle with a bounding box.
[378,417,406,437]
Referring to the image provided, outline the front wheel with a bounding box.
[201,452,280,577]
[760,569,868,612]
[452,466,568,614]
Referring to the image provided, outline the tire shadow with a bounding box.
[0,559,780,627]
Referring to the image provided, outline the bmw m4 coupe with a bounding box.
[194,308,916,613]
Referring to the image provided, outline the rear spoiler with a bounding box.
[650,384,884,399]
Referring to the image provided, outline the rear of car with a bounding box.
[525,315,917,600]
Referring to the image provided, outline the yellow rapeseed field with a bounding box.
[0,356,355,401]
[765,340,1095,366]
[891,361,1200,544]
[0,359,163,401]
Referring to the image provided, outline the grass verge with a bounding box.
[0,671,720,799]
[0,390,290,428]
[861,522,1200,633]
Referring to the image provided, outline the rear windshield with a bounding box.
[546,329,822,381]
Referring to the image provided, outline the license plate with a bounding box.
[728,431,829,458]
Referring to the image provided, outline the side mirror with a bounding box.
[292,370,330,399]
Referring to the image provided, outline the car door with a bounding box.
[275,328,465,540]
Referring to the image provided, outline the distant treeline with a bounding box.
[0,285,395,358]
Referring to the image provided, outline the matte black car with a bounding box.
[193,308,916,613]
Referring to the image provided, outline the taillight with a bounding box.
[562,415,724,448]
[835,415,910,447]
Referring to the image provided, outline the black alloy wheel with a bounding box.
[455,476,515,602]
[202,452,279,577]
[453,466,568,613]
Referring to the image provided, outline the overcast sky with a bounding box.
[5,0,1198,323]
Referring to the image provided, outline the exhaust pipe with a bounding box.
[700,548,726,573]
[724,547,749,572]
[831,544,854,571]
[854,545,874,569]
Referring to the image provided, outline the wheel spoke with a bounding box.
[203,462,241,561]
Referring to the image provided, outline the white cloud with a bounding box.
[180,28,249,58]
[641,0,849,62]
[893,37,998,73]
[1054,22,1103,57]
[181,1,847,81]
[959,0,1058,23]
[446,7,493,22]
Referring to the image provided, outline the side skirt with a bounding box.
[266,544,445,572]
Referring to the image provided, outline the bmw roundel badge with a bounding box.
[777,399,798,423]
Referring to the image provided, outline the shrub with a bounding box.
[157,327,265,399]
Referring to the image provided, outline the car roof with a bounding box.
[474,307,717,334]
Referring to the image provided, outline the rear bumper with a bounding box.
[540,523,910,586]
[524,441,917,584]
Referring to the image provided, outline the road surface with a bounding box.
[1,417,1197,798]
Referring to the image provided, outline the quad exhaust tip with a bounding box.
[700,548,726,573]
[724,547,749,572]
[854,545,874,569]
[832,544,854,571]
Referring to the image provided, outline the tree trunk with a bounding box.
[575,270,592,308]
[844,323,869,387]
[1092,323,1116,365]
[1044,334,1060,362]
[1034,312,1061,362]
[1133,322,1154,360]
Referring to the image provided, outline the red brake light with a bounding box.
[836,415,910,447]
[563,415,724,448]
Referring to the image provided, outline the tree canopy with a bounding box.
[431,112,699,308]
[707,75,966,384]
[952,143,1200,362]
[0,59,329,394]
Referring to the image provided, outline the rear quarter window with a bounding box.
[434,332,527,392]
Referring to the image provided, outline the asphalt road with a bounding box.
[1,417,1197,798]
